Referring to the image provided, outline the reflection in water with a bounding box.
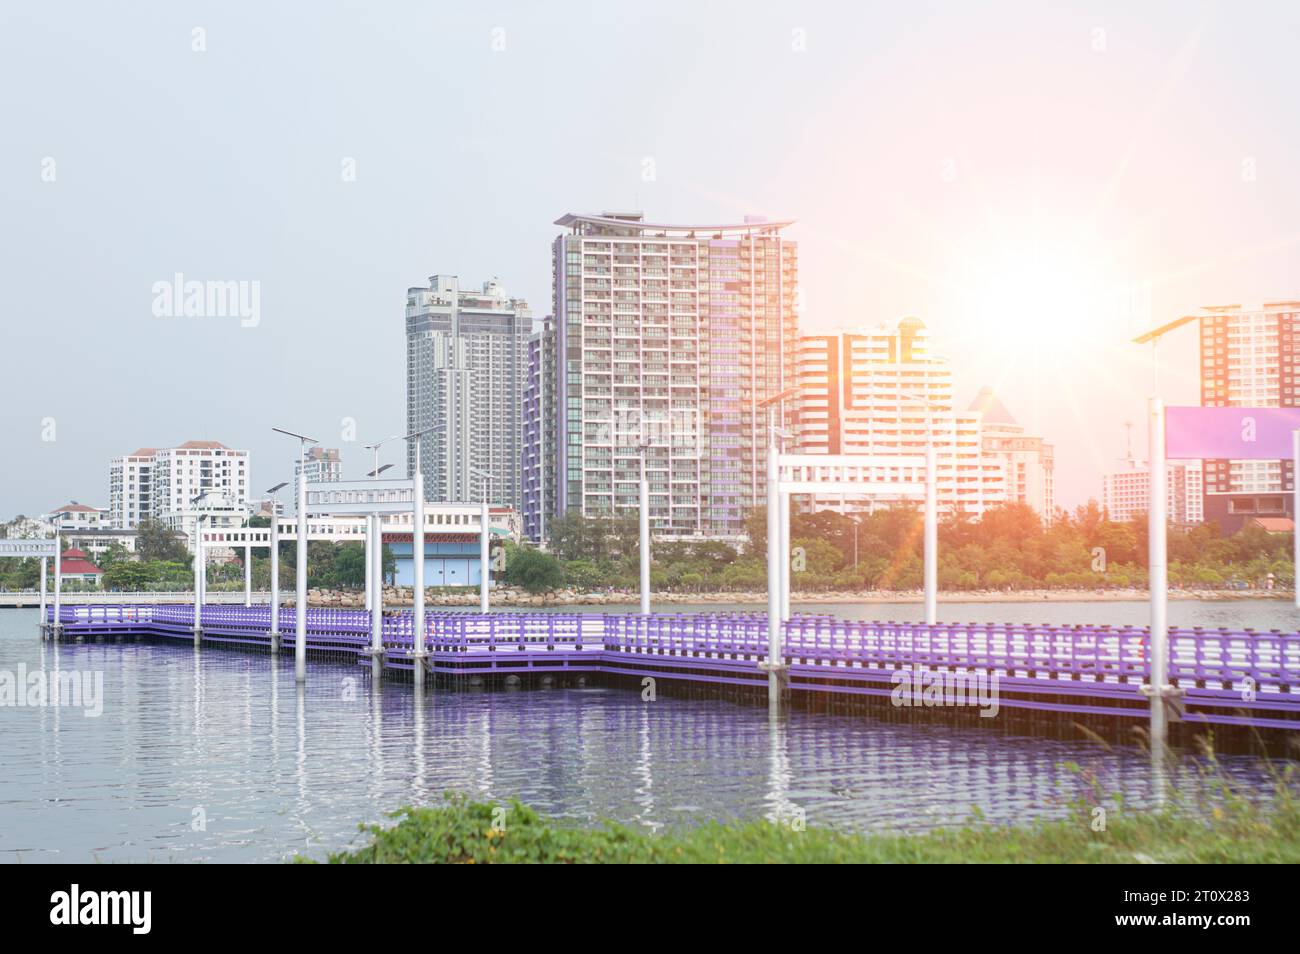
[0,610,1281,863]
[765,710,795,828]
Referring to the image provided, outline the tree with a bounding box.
[503,547,565,593]
[104,562,153,592]
[98,542,130,571]
[331,542,368,588]
[135,518,189,563]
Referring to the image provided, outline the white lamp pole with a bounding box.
[759,387,800,707]
[274,428,318,683]
[39,555,47,637]
[471,467,495,615]
[51,524,61,639]
[190,494,206,645]
[1130,315,1199,754]
[765,412,781,705]
[270,505,280,651]
[406,429,432,687]
[924,442,938,625]
[638,442,651,616]
[265,482,286,653]
[1148,395,1168,750]
[295,447,308,680]
[779,485,791,622]
[370,512,384,659]
[1294,430,1299,610]
[363,436,398,649]
[364,513,373,613]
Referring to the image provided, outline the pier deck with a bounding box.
[42,604,1300,731]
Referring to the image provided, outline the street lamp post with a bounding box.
[39,552,47,637]
[274,427,318,683]
[364,435,401,484]
[636,439,652,616]
[1131,314,1199,755]
[924,442,938,626]
[404,429,434,687]
[190,491,209,645]
[370,512,384,665]
[265,482,287,653]
[364,436,400,619]
[471,467,496,615]
[50,521,62,640]
[758,386,800,706]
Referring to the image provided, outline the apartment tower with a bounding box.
[536,211,798,540]
[405,276,530,509]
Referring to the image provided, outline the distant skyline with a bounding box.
[4,1,1300,517]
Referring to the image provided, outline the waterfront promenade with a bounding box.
[44,603,1300,732]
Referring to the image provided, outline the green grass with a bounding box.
[307,763,1300,863]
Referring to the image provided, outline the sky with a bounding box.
[3,0,1300,518]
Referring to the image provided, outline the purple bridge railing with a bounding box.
[43,603,1300,730]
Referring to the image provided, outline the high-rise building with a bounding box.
[968,386,1055,519]
[535,211,798,540]
[1102,460,1204,525]
[108,447,157,529]
[294,446,341,502]
[1199,301,1300,530]
[522,316,558,542]
[110,441,249,548]
[406,276,530,509]
[791,319,1007,515]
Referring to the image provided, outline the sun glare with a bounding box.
[941,234,1132,370]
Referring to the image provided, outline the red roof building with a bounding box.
[58,547,104,582]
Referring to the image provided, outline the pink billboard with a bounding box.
[1165,406,1300,460]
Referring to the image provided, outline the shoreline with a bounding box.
[293,585,1294,608]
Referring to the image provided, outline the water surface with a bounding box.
[0,605,1286,863]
